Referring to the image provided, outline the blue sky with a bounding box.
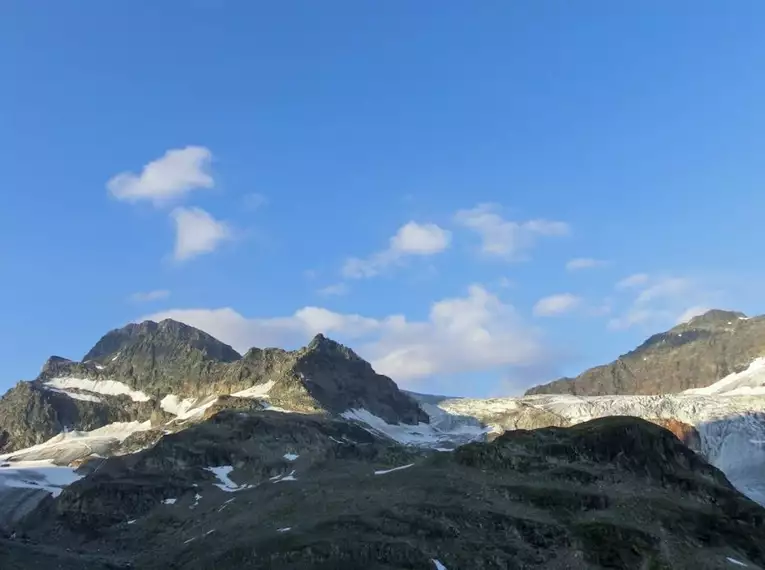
[3,1,765,397]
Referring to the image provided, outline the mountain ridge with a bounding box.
[526,309,765,396]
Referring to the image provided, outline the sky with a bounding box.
[3,1,765,398]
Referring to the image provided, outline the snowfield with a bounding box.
[44,377,151,402]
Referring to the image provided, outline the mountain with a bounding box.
[3,316,765,568]
[5,413,765,569]
[526,309,765,396]
[0,320,426,454]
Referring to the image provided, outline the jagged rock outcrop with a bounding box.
[526,309,765,395]
[0,320,427,453]
[5,414,765,570]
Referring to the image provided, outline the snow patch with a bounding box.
[271,470,297,483]
[277,527,291,532]
[162,498,177,505]
[0,460,83,497]
[44,387,102,403]
[44,377,150,402]
[283,453,299,461]
[684,358,765,396]
[374,463,414,476]
[161,394,219,420]
[232,380,275,398]
[727,558,748,567]
[205,465,253,492]
[342,408,487,448]
[432,560,447,570]
[127,519,136,525]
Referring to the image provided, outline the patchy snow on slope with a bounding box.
[0,421,152,464]
[44,377,150,402]
[0,460,82,497]
[162,498,177,505]
[204,465,253,492]
[727,557,748,567]
[44,387,102,403]
[684,358,765,396]
[283,453,299,462]
[277,527,291,532]
[271,470,297,483]
[374,463,414,476]
[342,408,487,448]
[432,560,447,570]
[161,395,219,420]
[232,380,275,399]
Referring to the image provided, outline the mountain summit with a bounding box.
[526,308,765,396]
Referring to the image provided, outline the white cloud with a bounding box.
[533,293,582,317]
[171,207,232,261]
[342,221,451,279]
[455,203,569,260]
[317,283,349,296]
[615,273,650,289]
[609,275,714,330]
[107,146,213,206]
[566,258,606,271]
[129,290,170,303]
[141,285,547,386]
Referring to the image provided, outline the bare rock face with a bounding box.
[645,418,702,452]
[0,321,427,454]
[526,309,765,395]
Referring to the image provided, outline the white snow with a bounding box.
[183,537,195,544]
[190,493,202,508]
[432,560,447,570]
[0,460,83,497]
[44,377,150,402]
[127,519,136,525]
[205,529,215,535]
[111,352,121,362]
[374,463,414,476]
[161,394,219,420]
[95,365,105,370]
[0,421,152,465]
[232,380,276,398]
[283,453,299,461]
[271,470,297,482]
[162,498,177,505]
[342,408,487,449]
[44,387,103,403]
[277,527,291,532]
[205,465,253,492]
[727,558,748,567]
[684,358,765,396]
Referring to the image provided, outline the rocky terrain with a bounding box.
[4,412,765,570]
[2,312,765,568]
[526,309,765,396]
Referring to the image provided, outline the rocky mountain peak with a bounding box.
[678,309,748,329]
[303,333,361,361]
[526,308,765,396]
[82,319,242,364]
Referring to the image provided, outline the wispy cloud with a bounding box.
[609,274,716,330]
[243,193,268,211]
[343,221,451,279]
[455,203,569,261]
[566,257,606,271]
[107,146,214,207]
[533,293,582,317]
[615,273,650,289]
[171,207,233,261]
[317,283,349,296]
[129,290,171,303]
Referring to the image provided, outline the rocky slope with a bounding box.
[0,320,426,454]
[526,309,765,396]
[3,412,765,569]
